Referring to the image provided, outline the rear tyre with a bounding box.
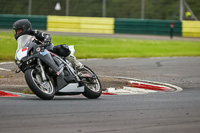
[25,69,55,100]
[80,66,102,99]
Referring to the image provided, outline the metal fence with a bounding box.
[0,0,199,20]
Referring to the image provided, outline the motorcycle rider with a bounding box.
[13,19,83,70]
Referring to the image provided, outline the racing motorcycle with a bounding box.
[15,35,102,100]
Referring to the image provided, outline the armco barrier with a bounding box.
[182,20,200,37]
[0,14,47,30]
[114,18,182,36]
[1,14,200,38]
[47,16,114,34]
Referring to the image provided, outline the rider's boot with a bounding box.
[65,55,84,70]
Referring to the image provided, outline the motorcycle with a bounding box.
[15,35,102,100]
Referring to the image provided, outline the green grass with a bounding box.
[0,32,200,61]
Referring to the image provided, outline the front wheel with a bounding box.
[25,68,55,100]
[79,66,102,99]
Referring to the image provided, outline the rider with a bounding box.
[13,19,83,70]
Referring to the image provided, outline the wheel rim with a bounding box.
[31,69,54,94]
[79,67,101,92]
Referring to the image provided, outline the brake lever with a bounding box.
[15,69,21,73]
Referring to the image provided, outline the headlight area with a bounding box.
[15,60,22,65]
[26,58,36,65]
[16,58,37,72]
[15,58,36,66]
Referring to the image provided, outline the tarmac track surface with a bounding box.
[0,57,200,133]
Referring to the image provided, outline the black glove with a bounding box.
[43,35,51,47]
[38,42,50,48]
[38,41,50,48]
[43,41,51,47]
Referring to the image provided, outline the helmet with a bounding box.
[13,19,32,40]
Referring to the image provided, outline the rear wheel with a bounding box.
[79,66,102,99]
[25,69,55,100]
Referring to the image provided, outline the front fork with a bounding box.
[37,58,47,81]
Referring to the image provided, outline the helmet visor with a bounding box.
[13,28,23,34]
[16,29,23,35]
[13,28,23,40]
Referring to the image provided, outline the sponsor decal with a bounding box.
[36,47,40,52]
[40,50,48,56]
[22,48,28,52]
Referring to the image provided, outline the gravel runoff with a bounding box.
[0,62,182,95]
[0,63,129,94]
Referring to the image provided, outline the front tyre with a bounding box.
[80,66,102,99]
[25,69,55,100]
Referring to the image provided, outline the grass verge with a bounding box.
[0,32,200,61]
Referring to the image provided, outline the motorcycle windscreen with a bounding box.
[15,47,28,60]
[16,35,34,51]
[15,35,35,60]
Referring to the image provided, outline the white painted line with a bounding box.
[0,68,11,71]
[106,87,157,95]
[123,86,158,94]
[107,87,133,95]
[0,62,14,65]
[0,62,13,71]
